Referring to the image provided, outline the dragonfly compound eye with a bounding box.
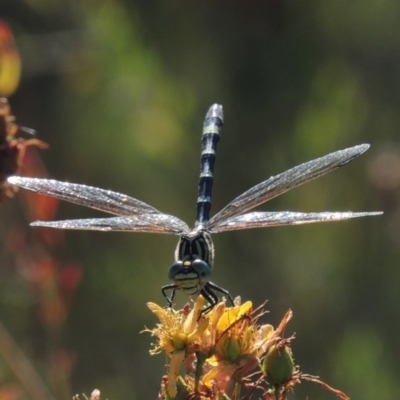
[191,259,211,282]
[168,260,183,280]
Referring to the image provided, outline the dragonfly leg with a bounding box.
[199,285,219,315]
[205,281,234,306]
[161,284,178,308]
[200,281,234,314]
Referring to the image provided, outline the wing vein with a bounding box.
[206,144,370,230]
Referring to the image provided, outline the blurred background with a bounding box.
[0,1,399,399]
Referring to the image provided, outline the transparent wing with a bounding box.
[30,214,190,235]
[208,211,383,233]
[206,144,371,230]
[8,176,190,234]
[8,176,162,216]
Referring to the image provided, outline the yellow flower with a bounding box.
[147,300,348,400]
[147,298,294,399]
[202,301,265,390]
[147,296,209,397]
[203,305,292,392]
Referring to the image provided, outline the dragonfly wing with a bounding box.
[8,176,161,216]
[209,210,383,233]
[207,144,371,230]
[30,213,190,235]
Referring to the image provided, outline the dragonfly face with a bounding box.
[7,104,383,313]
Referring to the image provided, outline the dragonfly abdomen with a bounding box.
[196,104,223,226]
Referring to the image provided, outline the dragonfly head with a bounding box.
[167,231,215,296]
[168,259,211,295]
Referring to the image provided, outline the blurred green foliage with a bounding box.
[0,1,399,399]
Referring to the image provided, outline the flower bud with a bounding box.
[262,344,294,385]
[217,336,241,363]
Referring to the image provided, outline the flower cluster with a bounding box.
[146,297,347,400]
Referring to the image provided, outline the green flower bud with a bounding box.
[218,337,241,363]
[262,344,294,385]
[171,338,186,351]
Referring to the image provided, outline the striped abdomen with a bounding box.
[196,104,224,226]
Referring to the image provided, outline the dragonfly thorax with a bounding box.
[174,231,214,267]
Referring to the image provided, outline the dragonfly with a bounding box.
[8,104,382,313]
